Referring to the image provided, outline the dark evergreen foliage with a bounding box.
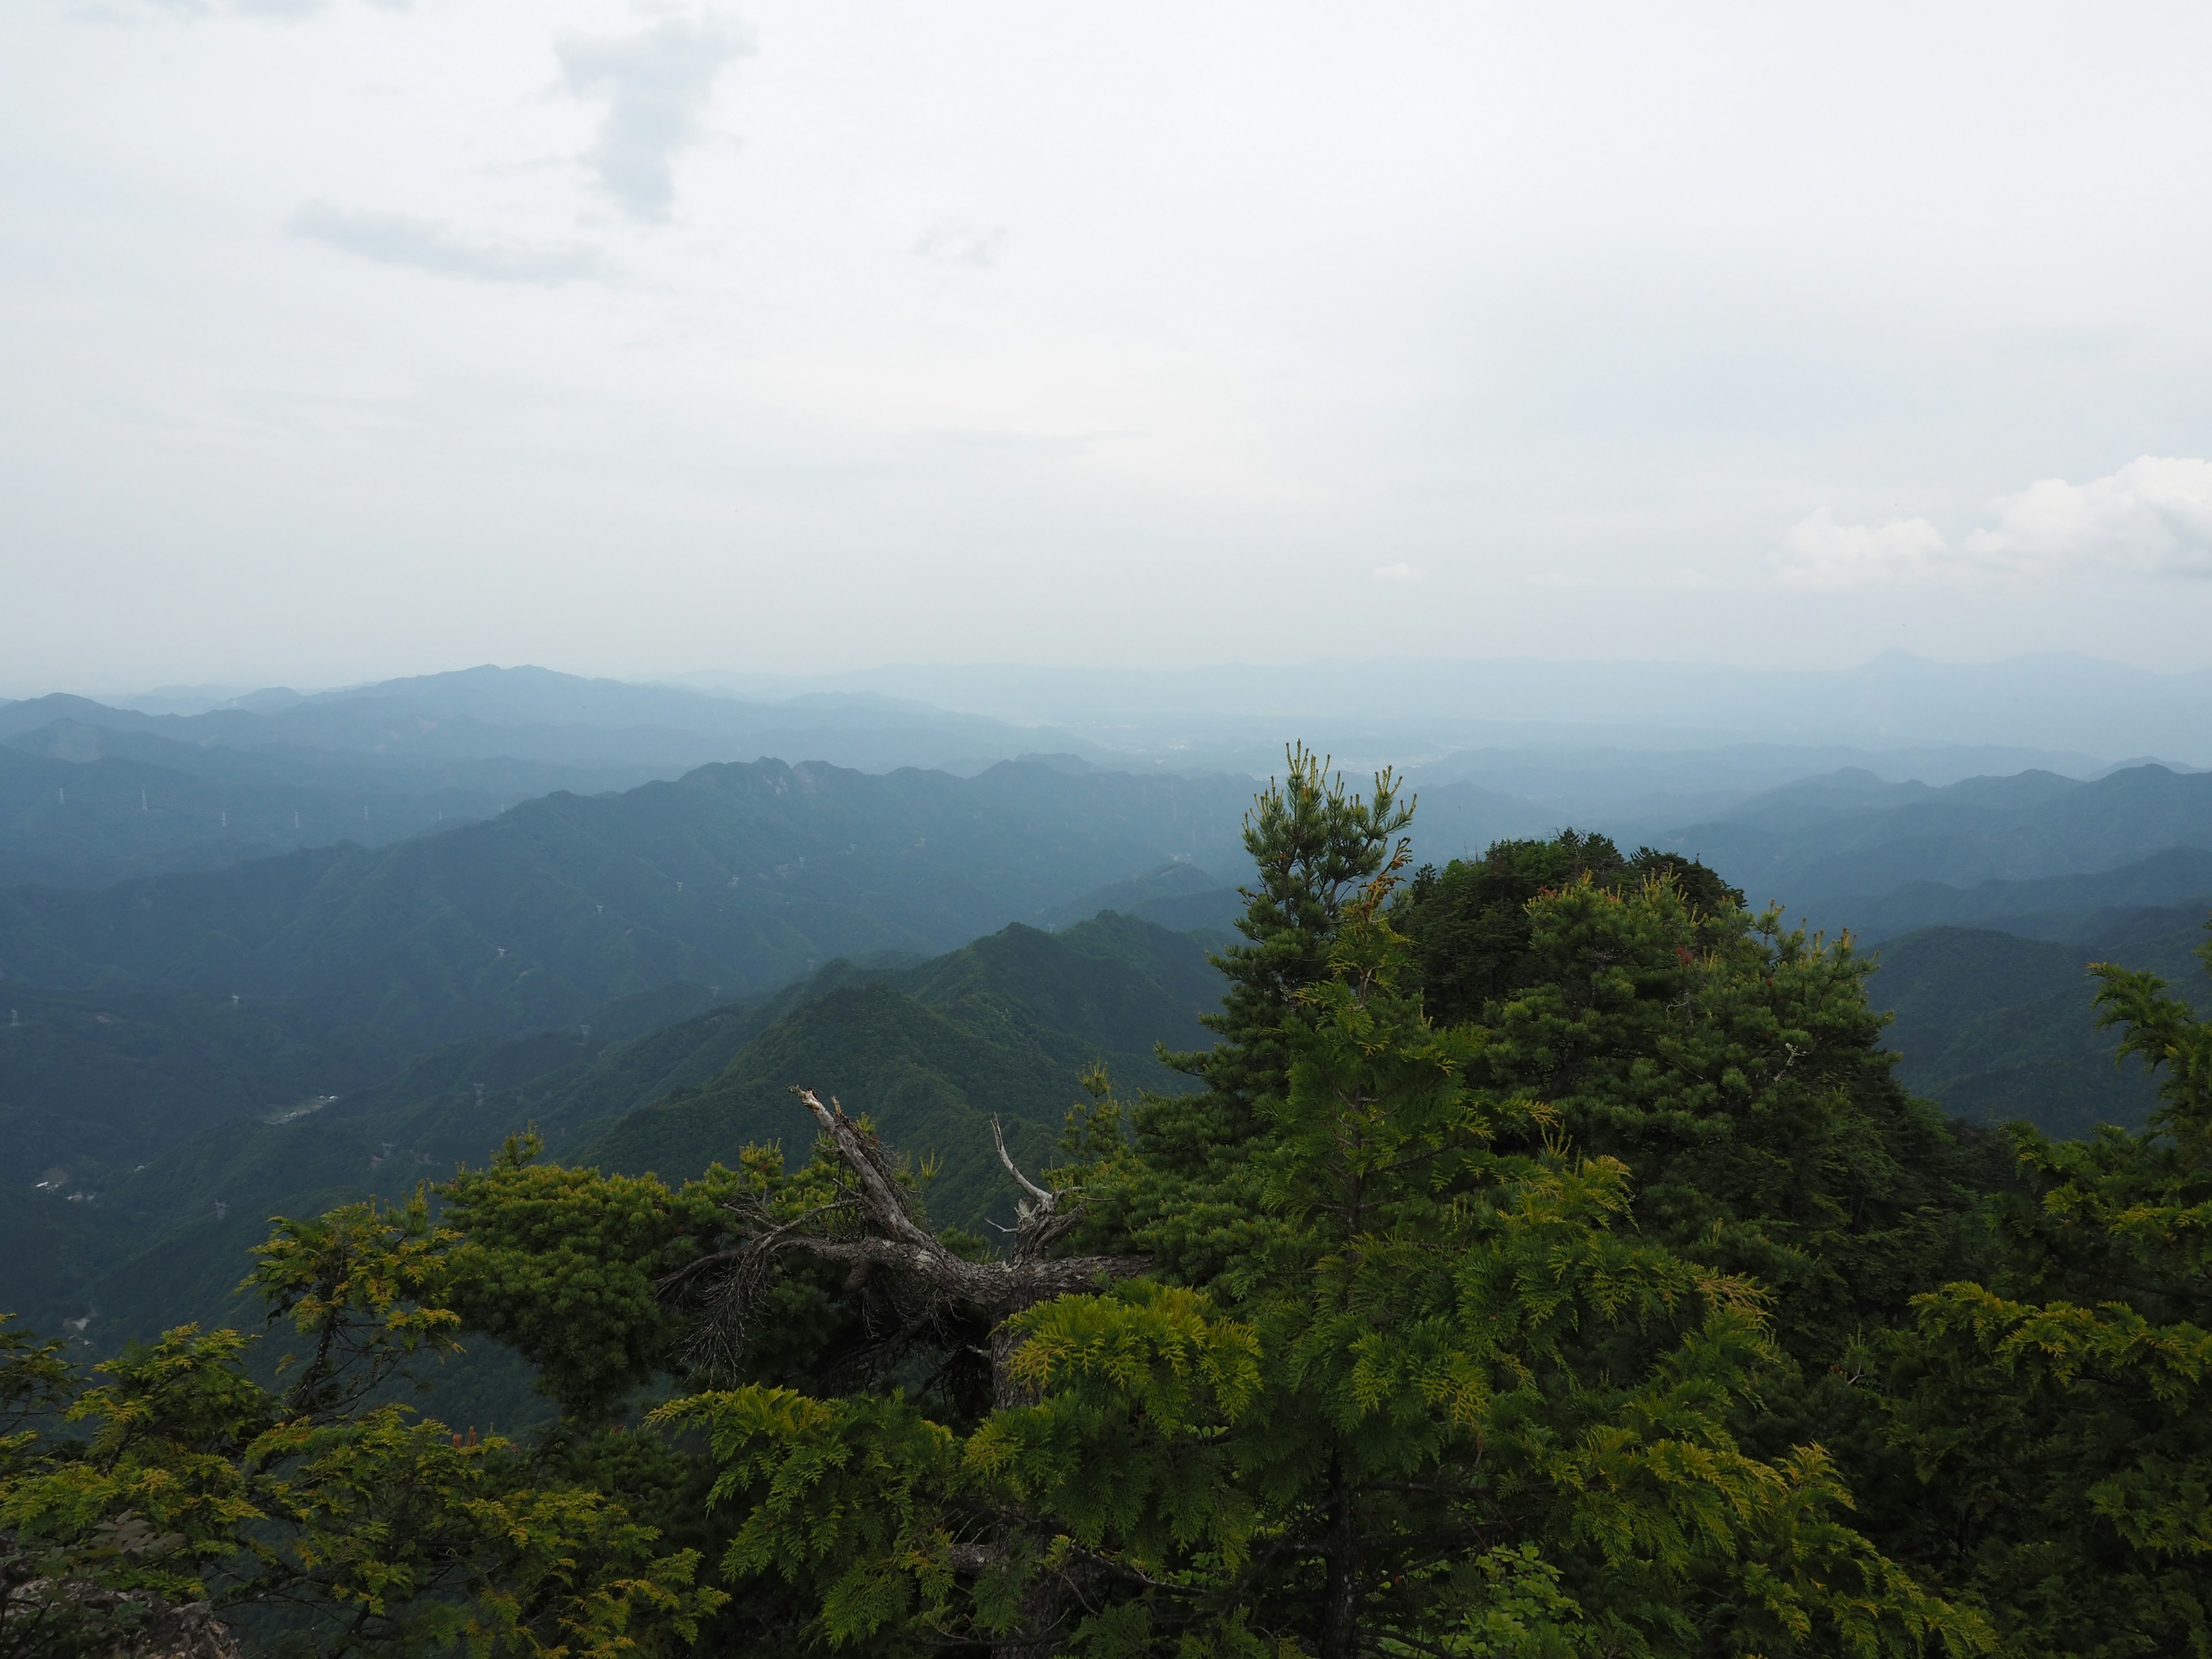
[1392,829,1742,1027]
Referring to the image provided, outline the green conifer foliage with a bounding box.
[1469,877,1982,1359]
[1097,748,1411,1290]
[1392,832,1741,1029]
[666,871,1983,1657]
[1169,743,1414,1112]
[0,1202,722,1657]
[1878,922,2212,1656]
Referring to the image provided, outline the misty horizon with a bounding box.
[6,2,2212,690]
[11,653,2212,779]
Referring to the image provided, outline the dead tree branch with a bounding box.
[668,1088,1148,1404]
[788,1088,1147,1320]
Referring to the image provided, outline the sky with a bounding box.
[4,0,2212,695]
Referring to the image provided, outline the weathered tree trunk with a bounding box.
[793,1089,1147,1656]
[725,1089,1150,1657]
[1320,1455,1360,1659]
[784,1088,1148,1378]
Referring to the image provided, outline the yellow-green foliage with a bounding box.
[658,884,1987,1656]
[0,1203,722,1657]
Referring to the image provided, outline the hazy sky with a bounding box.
[5,0,2212,694]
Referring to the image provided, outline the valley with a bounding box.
[2,666,2207,1361]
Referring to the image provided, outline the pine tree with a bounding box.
[665,858,1983,1656]
[1092,747,1412,1289]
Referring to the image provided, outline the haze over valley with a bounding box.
[5,656,2209,1353]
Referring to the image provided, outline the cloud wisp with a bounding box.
[1780,457,2212,588]
[1778,509,1948,590]
[558,12,755,222]
[915,221,1007,268]
[290,202,608,283]
[96,0,407,20]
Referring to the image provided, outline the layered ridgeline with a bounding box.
[0,664,1137,890]
[1637,764,2212,1132]
[0,720,668,888]
[0,911,1223,1350]
[1870,902,2212,1135]
[0,756,1255,1047]
[1653,762,2212,920]
[0,665,1080,777]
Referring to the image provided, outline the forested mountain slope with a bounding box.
[0,911,1220,1351]
[1660,763,2212,911]
[580,911,1221,1219]
[0,983,390,1188]
[1870,902,2212,1135]
[0,725,666,887]
[1029,860,1233,931]
[1834,844,2212,943]
[0,757,1253,1046]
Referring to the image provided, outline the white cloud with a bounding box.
[290,203,608,283]
[88,0,406,18]
[1779,457,2212,588]
[558,13,755,222]
[17,2,2212,681]
[1964,456,2212,577]
[1372,562,1423,582]
[915,221,1007,268]
[1777,508,1947,589]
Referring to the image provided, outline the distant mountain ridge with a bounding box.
[0,723,666,888]
[1837,847,2212,944]
[1,665,1098,776]
[1657,763,2212,916]
[684,651,2212,763]
[0,757,1255,1046]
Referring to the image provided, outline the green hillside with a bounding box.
[580,984,1071,1226]
[0,911,1221,1354]
[0,982,390,1185]
[1872,905,2212,1136]
[0,756,1253,1046]
[581,911,1220,1221]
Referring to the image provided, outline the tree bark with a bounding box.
[787,1087,1148,1326]
[787,1089,1146,1656]
[1320,1454,1360,1659]
[676,1089,1148,1656]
